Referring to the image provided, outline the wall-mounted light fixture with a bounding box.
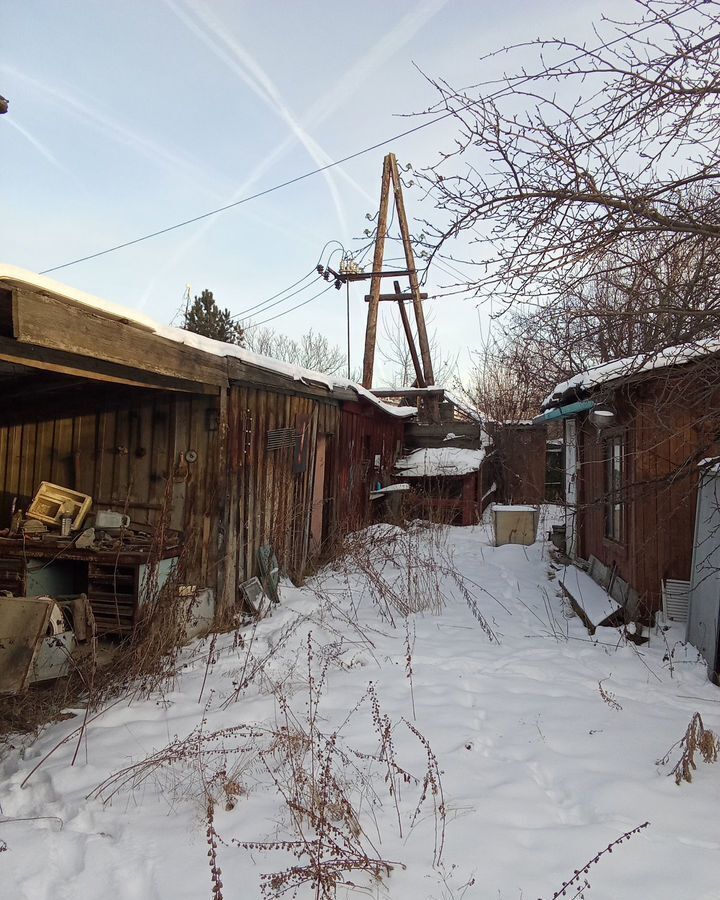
[590,405,616,429]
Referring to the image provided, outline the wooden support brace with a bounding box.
[363,292,428,302]
[394,282,425,388]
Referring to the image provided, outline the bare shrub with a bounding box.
[333,522,497,644]
[597,678,622,712]
[88,630,444,900]
[236,661,444,899]
[537,822,650,900]
[657,712,720,785]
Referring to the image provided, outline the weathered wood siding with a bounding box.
[577,370,720,614]
[336,402,404,531]
[486,422,547,504]
[226,384,341,586]
[0,390,222,588]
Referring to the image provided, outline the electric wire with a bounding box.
[244,282,335,329]
[229,269,320,320]
[37,114,451,276]
[37,1,702,277]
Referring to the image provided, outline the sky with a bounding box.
[1,0,626,385]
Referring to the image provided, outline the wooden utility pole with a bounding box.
[388,154,435,387]
[360,152,437,398]
[362,155,392,388]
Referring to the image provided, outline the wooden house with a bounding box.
[0,266,410,632]
[539,340,720,618]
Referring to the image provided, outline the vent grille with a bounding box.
[266,427,295,450]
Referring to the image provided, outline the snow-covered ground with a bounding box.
[2,511,719,900]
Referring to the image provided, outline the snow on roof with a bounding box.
[395,446,486,478]
[543,337,720,409]
[0,264,414,419]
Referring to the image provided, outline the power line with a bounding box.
[37,0,701,277]
[38,115,454,276]
[244,282,335,329]
[229,268,319,320]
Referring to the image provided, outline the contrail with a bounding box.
[141,0,449,306]
[164,0,361,228]
[1,64,224,199]
[3,117,71,176]
[301,0,451,133]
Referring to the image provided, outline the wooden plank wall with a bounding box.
[335,403,404,533]
[0,377,408,613]
[577,410,633,592]
[226,385,341,589]
[577,372,720,614]
[0,391,222,589]
[486,422,547,504]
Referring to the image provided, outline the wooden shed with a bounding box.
[0,266,411,631]
[394,446,490,525]
[540,341,720,618]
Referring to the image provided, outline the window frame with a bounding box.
[604,432,626,544]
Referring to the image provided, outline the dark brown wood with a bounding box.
[226,356,356,403]
[485,422,547,505]
[0,334,220,395]
[11,286,228,388]
[393,281,425,388]
[566,358,720,616]
[362,155,392,388]
[0,276,412,628]
[373,388,446,398]
[363,292,428,302]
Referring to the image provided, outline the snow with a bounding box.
[543,337,720,409]
[492,503,537,512]
[1,514,719,900]
[371,482,411,496]
[559,563,623,627]
[0,264,414,420]
[395,447,486,478]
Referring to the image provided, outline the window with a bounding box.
[605,434,625,542]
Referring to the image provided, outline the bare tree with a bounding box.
[417,1,720,310]
[244,326,346,376]
[378,309,458,388]
[457,333,546,423]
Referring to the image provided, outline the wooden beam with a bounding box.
[343,269,412,282]
[361,155,392,389]
[388,155,436,387]
[226,357,351,403]
[372,388,446,398]
[0,335,220,394]
[11,286,228,388]
[394,281,425,388]
[363,292,428,302]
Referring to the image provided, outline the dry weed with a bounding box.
[657,712,720,784]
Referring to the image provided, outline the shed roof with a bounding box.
[0,264,414,419]
[395,446,486,478]
[542,337,720,410]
